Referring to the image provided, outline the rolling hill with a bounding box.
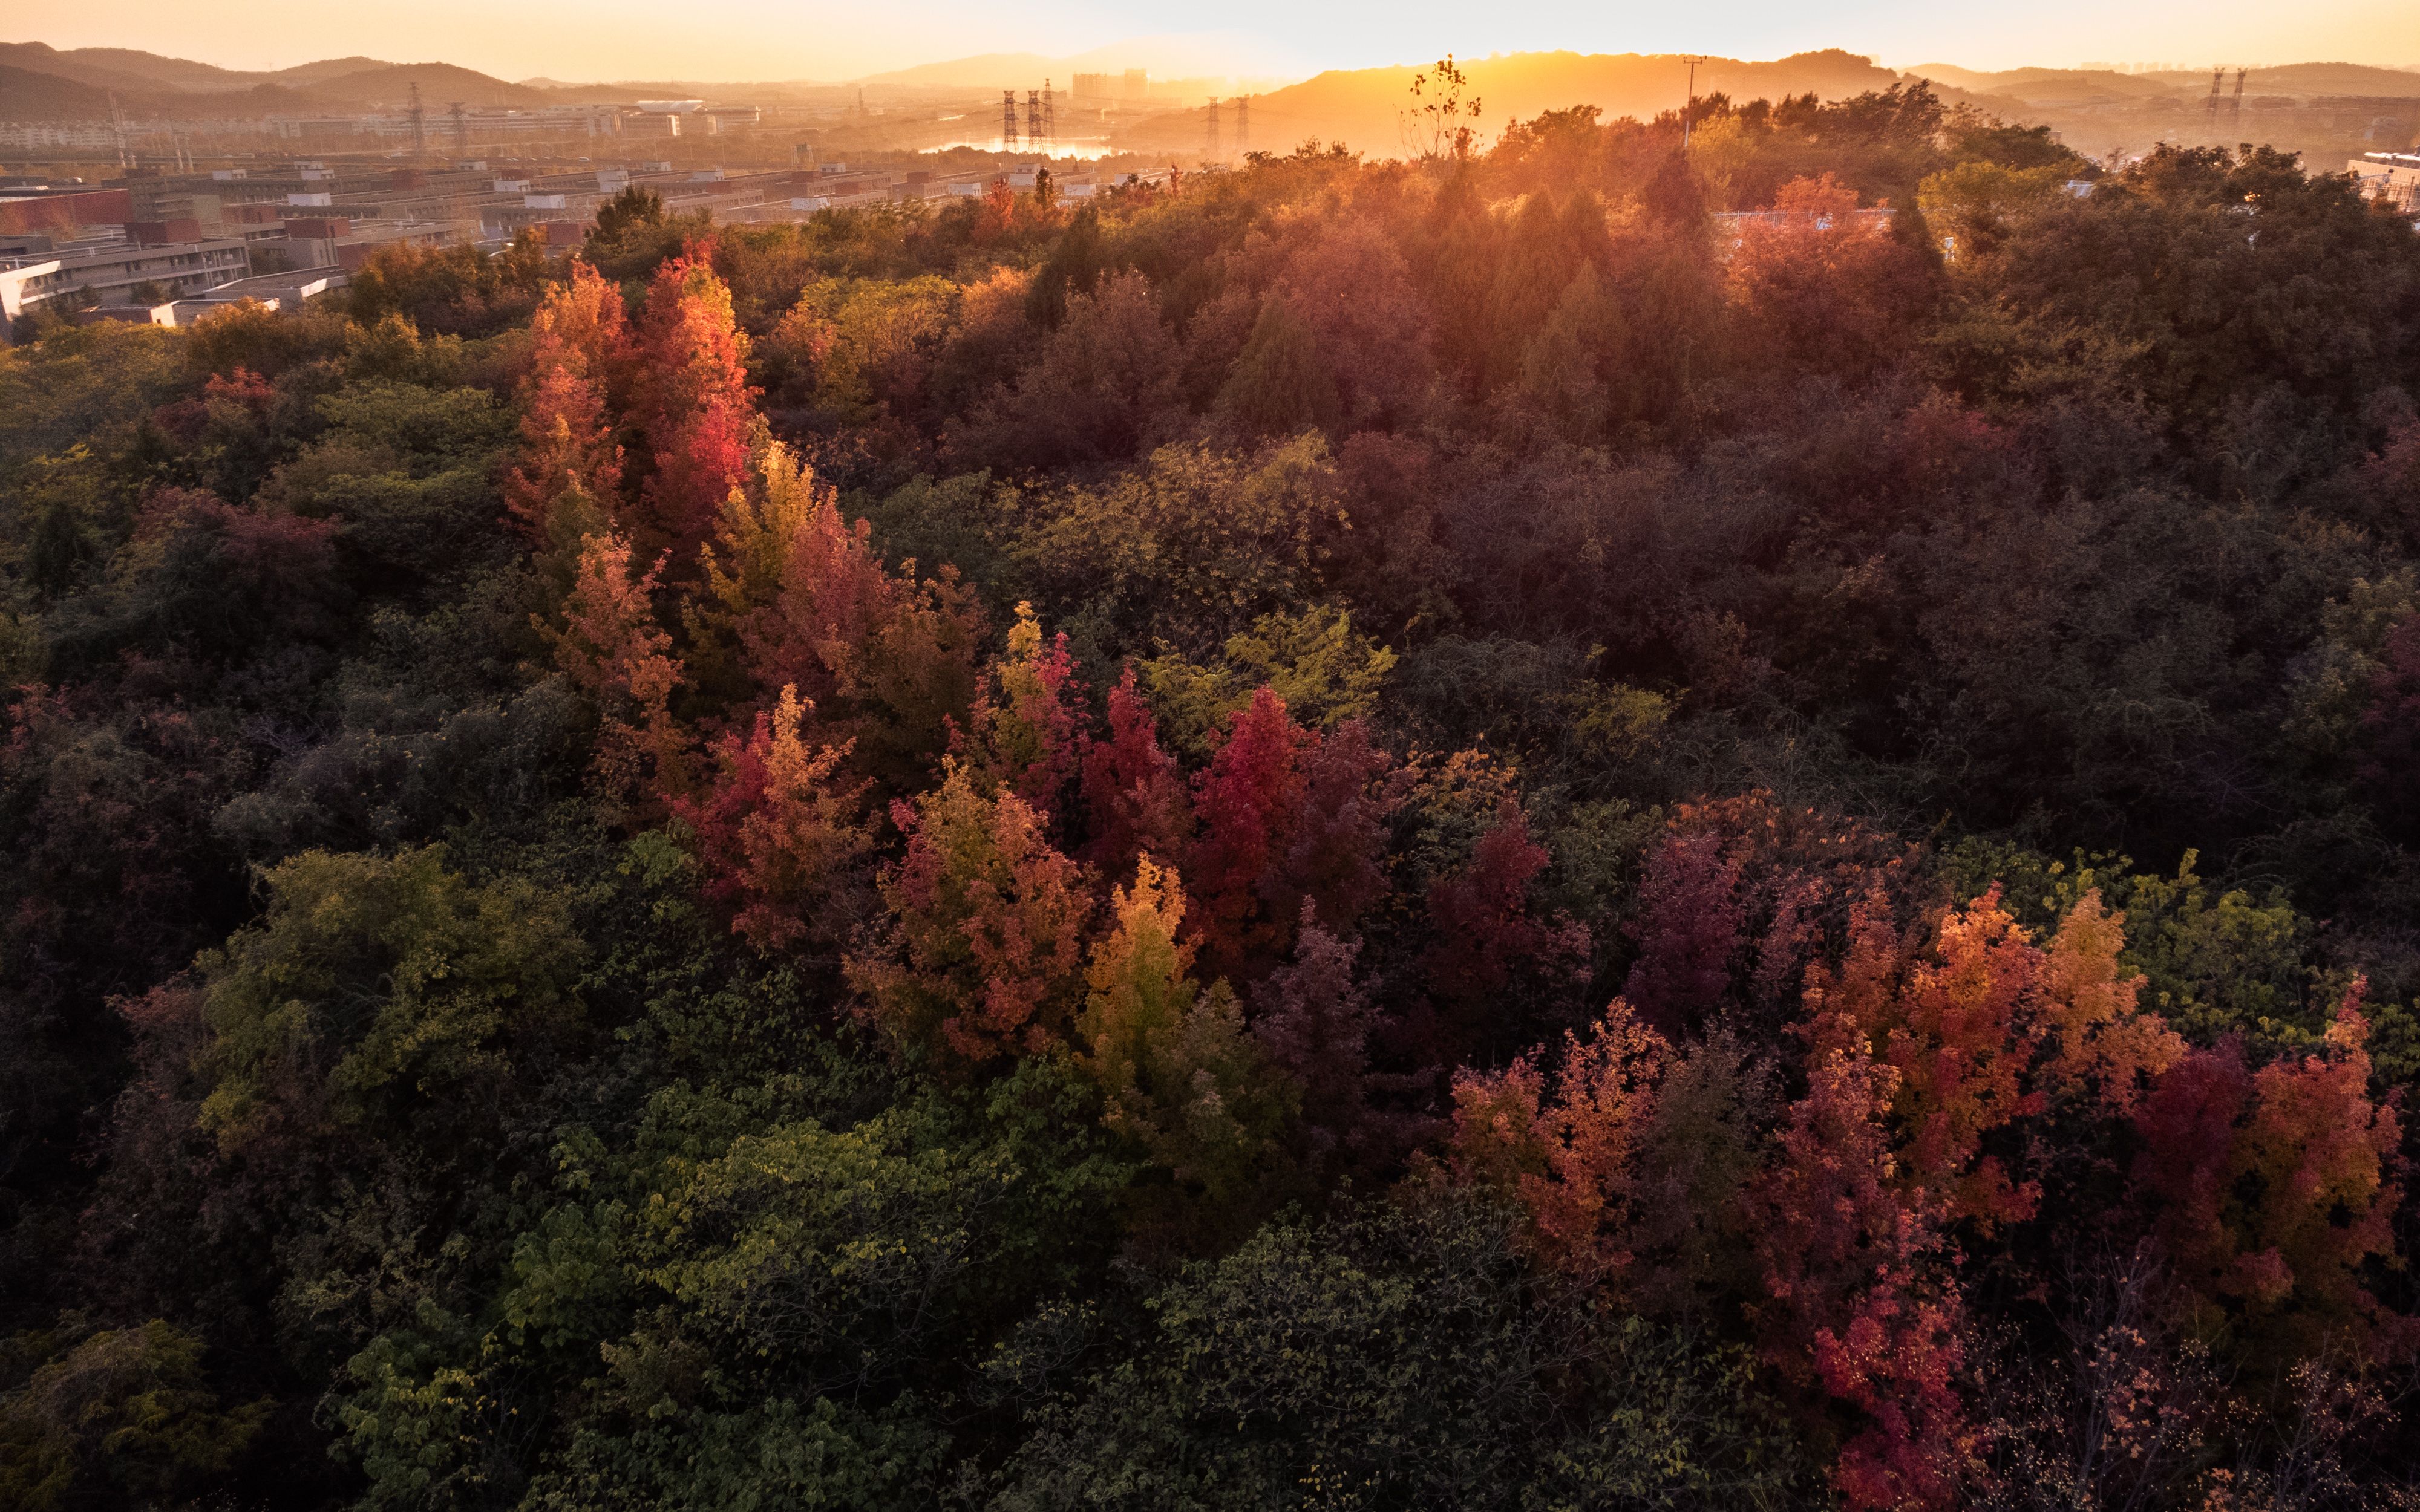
[1143,48,1905,157]
[0,44,546,118]
[1911,59,2420,105]
[856,52,1072,90]
[267,56,394,86]
[0,41,252,93]
[286,62,547,110]
[1905,64,2179,100]
[0,61,114,119]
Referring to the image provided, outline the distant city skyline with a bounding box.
[12,0,2420,86]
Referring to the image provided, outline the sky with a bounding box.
[16,0,2420,83]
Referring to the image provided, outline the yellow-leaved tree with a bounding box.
[1076,856,1293,1214]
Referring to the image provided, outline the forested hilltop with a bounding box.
[5,81,2420,1511]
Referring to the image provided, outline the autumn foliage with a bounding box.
[11,88,2420,1512]
[630,248,759,567]
[505,262,630,539]
[851,762,1093,1065]
[673,684,874,953]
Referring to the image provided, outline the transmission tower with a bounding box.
[1001,90,1019,149]
[1234,95,1249,152]
[451,101,468,154]
[408,82,427,160]
[1041,79,1055,145]
[2229,67,2246,135]
[2203,67,2223,132]
[1205,96,1220,159]
[1027,90,1042,152]
[108,90,129,168]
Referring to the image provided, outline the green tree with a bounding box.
[195,846,584,1153]
[996,1192,1793,1511]
[0,1318,269,1512]
[592,184,666,241]
[1216,295,1338,435]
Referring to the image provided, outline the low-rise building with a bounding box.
[278,218,479,272]
[0,186,136,241]
[2349,152,2420,210]
[2,233,250,319]
[151,265,351,326]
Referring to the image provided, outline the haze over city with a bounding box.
[16,0,2420,83]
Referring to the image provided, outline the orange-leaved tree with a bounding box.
[1728,172,1937,380]
[1448,1000,1671,1284]
[546,530,689,810]
[505,261,631,542]
[692,442,981,789]
[849,761,1093,1066]
[2132,990,2410,1366]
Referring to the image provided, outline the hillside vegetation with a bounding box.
[4,82,2420,1512]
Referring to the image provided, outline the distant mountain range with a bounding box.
[0,42,549,116]
[0,42,391,93]
[3,37,2417,131]
[1908,60,2420,106]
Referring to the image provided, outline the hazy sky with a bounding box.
[18,0,2420,82]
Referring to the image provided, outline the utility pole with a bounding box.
[1681,56,1709,149]
[408,82,427,160]
[108,90,129,168]
[1206,96,1220,160]
[1001,90,1019,149]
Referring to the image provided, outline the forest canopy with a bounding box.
[5,79,2420,1511]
